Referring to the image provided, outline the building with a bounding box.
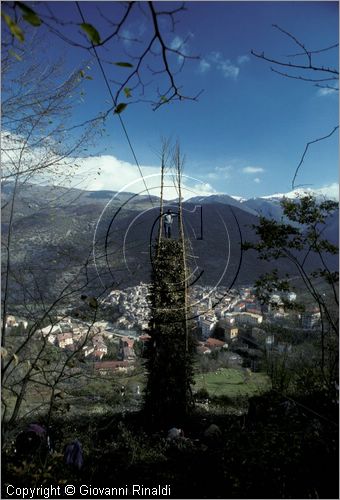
[199,318,217,340]
[301,309,321,329]
[118,336,136,360]
[57,332,74,349]
[236,312,263,326]
[265,335,275,349]
[83,345,95,357]
[91,335,108,359]
[205,337,227,350]
[223,313,236,325]
[139,334,151,342]
[234,302,246,312]
[241,288,252,298]
[93,347,107,360]
[285,291,297,302]
[94,360,131,375]
[5,315,18,328]
[224,325,239,341]
[19,320,28,330]
[4,315,29,333]
[219,320,238,341]
[214,307,224,319]
[245,302,261,313]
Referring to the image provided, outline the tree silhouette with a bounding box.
[144,144,195,427]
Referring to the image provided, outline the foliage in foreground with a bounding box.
[2,390,338,499]
[243,194,339,395]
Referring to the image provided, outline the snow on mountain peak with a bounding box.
[230,195,246,202]
[258,185,338,201]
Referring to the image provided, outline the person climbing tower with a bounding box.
[163,209,177,238]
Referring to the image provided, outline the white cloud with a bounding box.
[199,59,211,73]
[40,159,216,202]
[191,182,216,195]
[242,166,265,174]
[215,165,233,178]
[71,155,156,193]
[170,35,193,63]
[220,61,239,79]
[317,87,338,97]
[1,130,81,185]
[254,177,261,184]
[74,156,217,200]
[237,55,250,65]
[209,51,222,63]
[206,172,218,180]
[1,131,216,200]
[198,52,240,80]
[170,35,184,51]
[206,165,233,180]
[121,23,146,46]
[121,29,133,46]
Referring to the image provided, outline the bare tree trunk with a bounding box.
[1,175,19,349]
[174,143,189,351]
[157,140,167,248]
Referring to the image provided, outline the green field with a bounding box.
[194,368,270,398]
[4,365,270,422]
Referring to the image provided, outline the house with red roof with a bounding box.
[205,337,228,350]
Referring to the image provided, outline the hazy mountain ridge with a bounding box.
[187,190,339,243]
[2,182,338,305]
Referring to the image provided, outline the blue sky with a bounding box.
[3,1,339,199]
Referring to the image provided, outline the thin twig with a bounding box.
[292,126,339,189]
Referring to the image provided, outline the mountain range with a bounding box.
[188,186,339,221]
[1,182,338,306]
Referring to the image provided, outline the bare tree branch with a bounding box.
[286,43,339,58]
[270,67,338,83]
[252,24,339,82]
[314,83,339,92]
[251,49,339,76]
[292,125,339,189]
[272,24,312,65]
